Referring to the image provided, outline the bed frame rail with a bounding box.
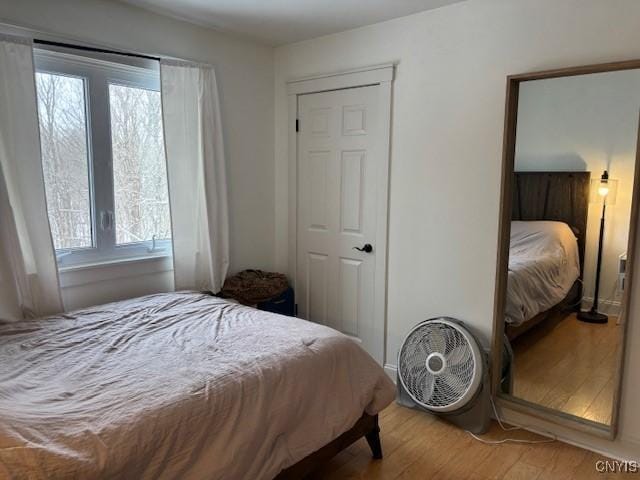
[275,413,381,479]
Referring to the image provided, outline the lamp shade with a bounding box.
[589,170,617,206]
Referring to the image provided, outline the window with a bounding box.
[34,50,171,267]
[109,84,170,245]
[36,72,92,250]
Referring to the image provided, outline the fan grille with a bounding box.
[399,320,478,410]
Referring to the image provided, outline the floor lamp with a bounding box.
[578,170,617,324]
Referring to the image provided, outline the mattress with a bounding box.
[506,221,580,326]
[0,292,395,479]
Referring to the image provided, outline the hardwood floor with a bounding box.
[510,312,620,425]
[310,402,631,479]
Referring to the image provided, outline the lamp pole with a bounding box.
[591,202,606,314]
[578,171,610,324]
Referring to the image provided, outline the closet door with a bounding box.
[296,84,384,363]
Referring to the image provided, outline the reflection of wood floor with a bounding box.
[310,401,629,479]
[511,312,620,425]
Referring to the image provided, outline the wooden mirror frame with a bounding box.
[491,59,640,439]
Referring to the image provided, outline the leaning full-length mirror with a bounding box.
[494,64,640,434]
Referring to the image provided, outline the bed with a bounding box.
[505,171,590,339]
[0,292,395,479]
[506,220,580,326]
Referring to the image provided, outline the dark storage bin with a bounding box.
[257,287,295,317]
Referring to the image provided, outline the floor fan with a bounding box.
[397,317,491,434]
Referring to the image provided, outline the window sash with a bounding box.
[34,50,171,268]
[36,70,95,251]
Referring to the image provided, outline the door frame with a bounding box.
[286,63,395,365]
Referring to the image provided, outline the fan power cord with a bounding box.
[465,396,557,445]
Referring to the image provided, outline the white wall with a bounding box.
[0,0,275,309]
[515,71,640,313]
[0,165,21,319]
[0,207,21,319]
[274,0,640,458]
[0,255,20,320]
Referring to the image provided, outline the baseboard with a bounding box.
[384,363,397,383]
[620,433,640,451]
[580,296,622,316]
[515,422,640,463]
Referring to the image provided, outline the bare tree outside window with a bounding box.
[36,72,92,250]
[35,53,172,266]
[109,84,171,244]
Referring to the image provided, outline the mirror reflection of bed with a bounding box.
[500,68,640,428]
[506,171,626,426]
[504,173,609,423]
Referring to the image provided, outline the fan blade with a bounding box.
[443,327,457,353]
[417,338,430,357]
[404,364,424,393]
[425,327,446,354]
[421,371,435,403]
[447,345,472,367]
[402,364,435,406]
[406,336,429,363]
[408,364,424,381]
[400,345,426,369]
[441,373,467,397]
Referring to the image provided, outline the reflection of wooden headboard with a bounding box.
[511,171,591,273]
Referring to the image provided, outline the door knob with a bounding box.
[353,243,373,253]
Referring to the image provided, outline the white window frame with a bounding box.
[34,49,172,268]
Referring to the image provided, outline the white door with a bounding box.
[296,85,386,363]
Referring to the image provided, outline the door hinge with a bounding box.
[295,119,299,132]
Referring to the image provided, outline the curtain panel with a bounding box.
[0,36,63,320]
[160,61,230,293]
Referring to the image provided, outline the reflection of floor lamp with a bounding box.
[578,170,617,324]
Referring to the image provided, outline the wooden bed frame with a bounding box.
[275,413,382,479]
[505,280,581,341]
[506,171,591,340]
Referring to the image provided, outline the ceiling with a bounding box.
[120,0,466,46]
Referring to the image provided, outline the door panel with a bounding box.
[342,104,367,135]
[340,150,365,234]
[296,85,382,362]
[307,150,330,231]
[307,252,328,324]
[339,257,362,337]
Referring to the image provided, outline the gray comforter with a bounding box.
[506,221,580,326]
[0,292,394,479]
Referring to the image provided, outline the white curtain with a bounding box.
[160,61,230,293]
[0,35,63,320]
